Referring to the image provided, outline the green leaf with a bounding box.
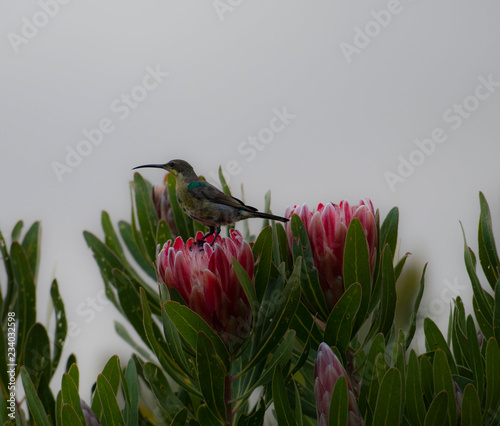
[156,219,172,248]
[324,283,362,359]
[237,398,266,426]
[252,226,273,301]
[478,192,500,289]
[419,355,434,405]
[61,373,86,426]
[372,368,401,426]
[118,220,156,280]
[142,362,185,417]
[171,408,188,426]
[21,221,40,280]
[378,244,397,338]
[23,323,51,387]
[167,173,194,239]
[133,172,158,262]
[272,365,297,426]
[164,301,230,371]
[328,376,348,426]
[432,349,456,426]
[124,359,139,426]
[424,318,457,375]
[20,367,51,426]
[50,279,67,375]
[460,384,481,426]
[406,263,427,350]
[92,355,122,419]
[465,315,484,401]
[101,211,125,258]
[196,332,227,421]
[380,207,399,260]
[11,241,36,375]
[239,262,300,376]
[485,337,500,419]
[96,374,125,426]
[233,258,258,323]
[423,390,448,426]
[290,214,329,320]
[197,404,223,426]
[494,278,500,344]
[343,218,372,335]
[461,223,493,328]
[405,350,426,426]
[358,333,385,417]
[61,404,83,426]
[11,220,23,242]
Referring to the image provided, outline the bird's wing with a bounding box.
[187,181,258,212]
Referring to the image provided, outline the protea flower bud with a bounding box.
[81,399,101,426]
[285,199,377,309]
[157,229,254,348]
[314,343,364,426]
[152,182,177,235]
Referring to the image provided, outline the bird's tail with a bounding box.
[248,211,289,223]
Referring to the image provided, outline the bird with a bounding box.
[133,159,289,245]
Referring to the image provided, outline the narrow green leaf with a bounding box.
[142,362,185,417]
[485,337,500,418]
[50,279,67,375]
[461,223,493,328]
[358,333,385,417]
[380,207,399,259]
[23,323,51,387]
[237,398,266,426]
[419,355,434,405]
[171,408,188,426]
[432,349,456,426]
[11,220,23,242]
[167,173,194,239]
[379,244,397,338]
[20,367,51,426]
[11,242,36,375]
[21,221,40,280]
[61,404,83,426]
[406,263,427,350]
[405,350,426,426]
[328,376,348,426]
[343,218,372,335]
[196,332,227,421]
[465,315,484,401]
[233,258,258,322]
[118,220,156,280]
[252,226,273,301]
[156,219,172,248]
[423,390,448,426]
[478,192,500,289]
[272,365,297,426]
[133,172,158,262]
[101,211,124,257]
[164,301,230,371]
[61,373,86,425]
[372,368,401,426]
[124,359,139,426]
[460,384,481,426]
[96,374,125,426]
[324,283,362,358]
[494,278,500,344]
[424,318,457,375]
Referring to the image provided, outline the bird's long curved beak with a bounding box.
[132,163,166,170]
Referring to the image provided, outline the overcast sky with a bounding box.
[2,0,500,402]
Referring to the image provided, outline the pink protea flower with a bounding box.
[151,177,177,236]
[157,229,254,347]
[314,343,364,426]
[285,199,377,309]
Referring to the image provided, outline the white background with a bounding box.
[2,0,500,416]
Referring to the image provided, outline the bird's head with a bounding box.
[133,159,196,178]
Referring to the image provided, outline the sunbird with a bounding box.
[133,159,288,245]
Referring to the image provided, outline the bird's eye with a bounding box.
[168,162,175,167]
